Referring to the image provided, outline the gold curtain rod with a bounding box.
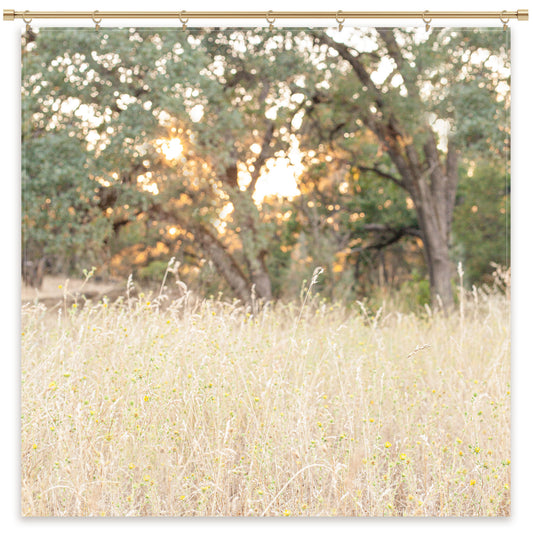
[3,9,529,22]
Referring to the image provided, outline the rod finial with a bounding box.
[3,9,15,21]
[517,9,528,21]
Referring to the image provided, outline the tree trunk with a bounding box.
[192,224,254,304]
[314,32,461,309]
[226,184,273,301]
[249,250,272,301]
[359,115,458,309]
[408,136,459,309]
[415,201,454,308]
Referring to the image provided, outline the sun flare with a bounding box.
[156,137,184,161]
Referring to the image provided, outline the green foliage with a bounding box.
[398,274,432,310]
[452,161,509,286]
[138,260,169,282]
[21,128,112,271]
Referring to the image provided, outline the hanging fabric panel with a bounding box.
[21,25,510,517]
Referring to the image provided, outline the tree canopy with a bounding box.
[21,27,510,306]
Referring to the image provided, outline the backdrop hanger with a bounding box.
[3,9,529,25]
[21,10,31,32]
[179,11,189,30]
[266,11,276,31]
[92,10,101,32]
[500,11,510,29]
[336,11,345,32]
[422,11,432,31]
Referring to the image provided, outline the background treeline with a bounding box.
[21,27,509,307]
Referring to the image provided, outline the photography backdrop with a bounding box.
[21,24,510,517]
[4,3,530,528]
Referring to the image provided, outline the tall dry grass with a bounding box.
[21,269,510,516]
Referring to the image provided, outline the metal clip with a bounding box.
[266,10,275,31]
[92,11,102,32]
[422,11,432,32]
[179,11,189,30]
[336,11,345,32]
[500,11,510,30]
[22,11,32,33]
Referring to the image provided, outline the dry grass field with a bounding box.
[20,270,511,517]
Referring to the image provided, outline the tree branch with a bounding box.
[350,224,422,253]
[248,121,275,193]
[311,31,384,109]
[376,29,420,100]
[356,164,406,189]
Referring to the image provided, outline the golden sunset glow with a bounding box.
[156,138,184,161]
[250,138,304,203]
[253,159,302,204]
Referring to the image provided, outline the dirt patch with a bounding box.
[22,275,124,305]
